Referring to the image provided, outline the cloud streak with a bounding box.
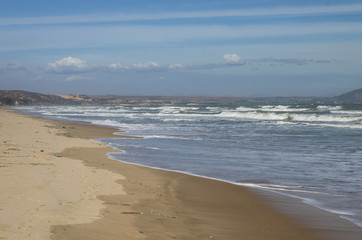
[1,4,362,26]
[249,57,333,66]
[1,22,362,52]
[108,62,162,72]
[6,63,26,71]
[46,54,331,75]
[0,63,26,74]
[106,54,246,73]
[66,75,94,81]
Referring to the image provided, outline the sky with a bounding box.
[1,0,362,97]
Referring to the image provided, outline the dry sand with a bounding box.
[0,108,360,240]
[0,109,134,239]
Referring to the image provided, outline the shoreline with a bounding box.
[106,150,360,226]
[106,150,362,240]
[1,108,361,239]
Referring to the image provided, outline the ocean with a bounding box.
[17,104,362,228]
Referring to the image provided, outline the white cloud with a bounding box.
[66,75,94,81]
[107,63,130,72]
[47,57,94,73]
[223,54,245,65]
[106,62,161,72]
[168,64,186,70]
[132,62,161,70]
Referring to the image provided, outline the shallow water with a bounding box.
[17,104,362,228]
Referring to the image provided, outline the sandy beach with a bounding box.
[0,108,360,240]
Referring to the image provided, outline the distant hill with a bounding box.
[333,88,362,104]
[1,88,362,106]
[0,90,81,105]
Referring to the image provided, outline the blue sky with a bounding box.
[1,0,362,97]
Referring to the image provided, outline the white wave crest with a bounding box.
[90,119,123,128]
[237,183,325,194]
[219,111,290,120]
[331,110,362,115]
[140,135,202,140]
[260,105,309,112]
[219,111,362,123]
[302,123,362,129]
[162,118,196,122]
[317,105,342,111]
[291,114,362,122]
[236,105,309,112]
[159,106,199,114]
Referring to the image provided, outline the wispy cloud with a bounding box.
[1,4,362,26]
[106,54,246,73]
[107,62,161,72]
[2,22,362,52]
[133,62,161,71]
[103,54,331,73]
[6,63,26,71]
[66,75,94,81]
[249,57,334,66]
[47,54,332,76]
[0,63,26,74]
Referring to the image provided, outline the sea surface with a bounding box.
[17,104,362,228]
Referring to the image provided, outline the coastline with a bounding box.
[1,108,361,240]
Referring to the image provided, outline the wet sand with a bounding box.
[1,108,361,240]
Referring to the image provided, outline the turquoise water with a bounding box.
[18,104,362,228]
